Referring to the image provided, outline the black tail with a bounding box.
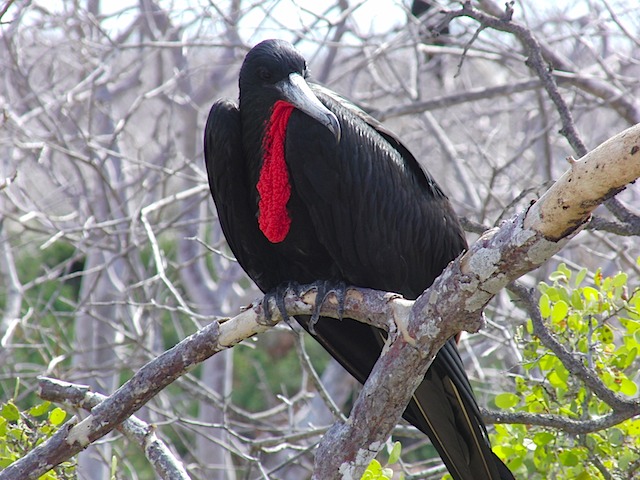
[405,340,514,480]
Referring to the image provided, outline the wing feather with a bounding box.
[204,99,277,286]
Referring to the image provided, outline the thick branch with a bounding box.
[38,378,191,480]
[0,287,402,480]
[312,123,640,478]
[524,125,640,239]
[481,406,640,435]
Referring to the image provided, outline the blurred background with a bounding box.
[1,0,639,478]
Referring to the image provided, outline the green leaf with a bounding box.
[559,450,579,466]
[548,370,567,390]
[625,346,638,367]
[549,266,569,283]
[361,458,393,480]
[48,407,66,426]
[494,393,520,409]
[538,281,550,295]
[613,272,628,288]
[525,318,534,335]
[8,426,23,440]
[583,286,599,304]
[539,354,557,372]
[619,378,638,396]
[539,293,551,318]
[621,318,640,334]
[28,402,51,418]
[570,290,584,310]
[0,402,20,422]
[608,428,625,447]
[533,432,555,446]
[546,286,561,302]
[551,300,569,323]
[598,324,614,344]
[624,419,640,435]
[388,441,401,465]
[574,268,588,288]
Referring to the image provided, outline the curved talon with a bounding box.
[333,281,347,321]
[309,280,348,334]
[309,281,327,334]
[263,283,295,326]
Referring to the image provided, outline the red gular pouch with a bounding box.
[257,100,295,243]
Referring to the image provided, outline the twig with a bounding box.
[445,2,587,156]
[292,329,348,423]
[0,217,23,350]
[372,78,543,121]
[0,0,16,23]
[509,282,637,411]
[139,184,209,317]
[38,378,191,480]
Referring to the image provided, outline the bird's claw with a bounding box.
[308,280,347,334]
[263,282,297,326]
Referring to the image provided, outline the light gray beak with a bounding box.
[277,73,341,142]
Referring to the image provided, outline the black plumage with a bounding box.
[204,39,513,480]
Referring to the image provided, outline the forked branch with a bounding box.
[1,124,639,480]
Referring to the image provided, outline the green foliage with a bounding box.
[491,262,640,479]
[0,241,82,402]
[0,396,75,479]
[361,441,403,480]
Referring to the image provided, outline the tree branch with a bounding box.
[481,405,640,435]
[444,1,588,156]
[38,378,191,480]
[3,124,639,480]
[312,123,640,478]
[0,286,402,480]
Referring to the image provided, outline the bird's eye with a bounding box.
[258,67,272,81]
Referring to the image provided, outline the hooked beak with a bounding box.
[277,73,341,142]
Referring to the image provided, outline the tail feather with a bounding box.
[405,340,514,480]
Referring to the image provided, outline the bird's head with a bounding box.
[239,39,341,142]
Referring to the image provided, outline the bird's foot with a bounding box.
[263,282,298,326]
[308,280,347,334]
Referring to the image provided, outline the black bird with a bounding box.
[204,39,513,480]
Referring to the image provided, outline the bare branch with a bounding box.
[0,286,401,480]
[38,378,191,480]
[444,2,588,156]
[312,123,640,478]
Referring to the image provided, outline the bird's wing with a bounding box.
[285,87,466,297]
[203,99,278,287]
[284,91,512,480]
